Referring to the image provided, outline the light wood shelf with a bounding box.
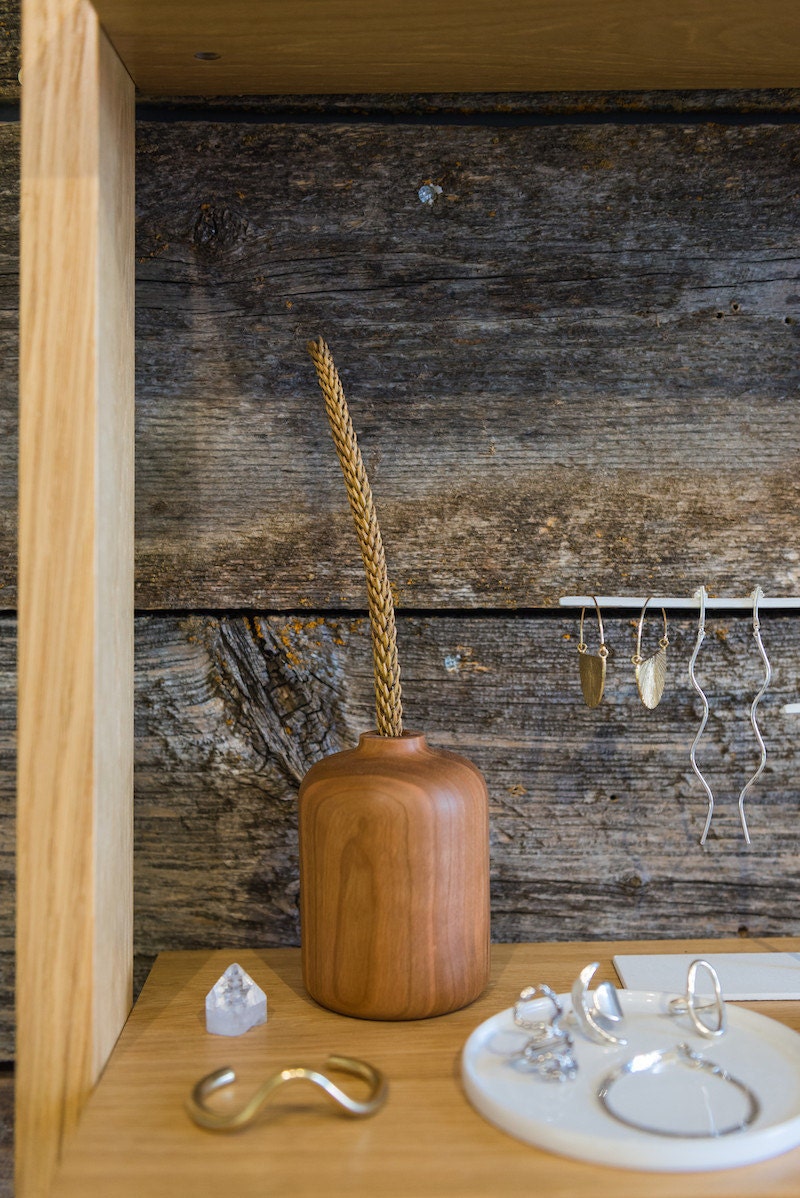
[92,1,800,94]
[17,2,800,1194]
[53,939,800,1198]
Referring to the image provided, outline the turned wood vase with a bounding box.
[298,731,491,1020]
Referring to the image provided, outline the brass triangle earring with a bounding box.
[578,597,608,708]
[632,597,669,709]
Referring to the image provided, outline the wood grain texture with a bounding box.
[0,1074,11,1198]
[130,120,800,609]
[132,609,800,968]
[0,0,19,100]
[299,731,490,1018]
[2,119,800,609]
[0,622,13,1059]
[52,939,800,1197]
[0,123,18,609]
[17,2,134,1192]
[91,0,800,94]
[4,0,800,107]
[3,0,800,108]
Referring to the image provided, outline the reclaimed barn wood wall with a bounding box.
[2,0,800,1107]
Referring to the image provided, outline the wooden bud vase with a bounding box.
[298,731,491,1020]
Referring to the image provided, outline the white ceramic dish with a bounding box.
[461,991,800,1171]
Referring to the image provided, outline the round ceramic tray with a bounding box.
[461,991,800,1171]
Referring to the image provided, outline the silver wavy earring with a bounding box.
[632,597,669,709]
[737,585,771,845]
[578,597,608,708]
[688,586,715,846]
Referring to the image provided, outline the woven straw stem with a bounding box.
[307,338,403,737]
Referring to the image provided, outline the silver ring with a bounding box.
[668,959,726,1039]
[512,984,577,1082]
[570,962,627,1047]
[513,984,563,1033]
[515,1041,578,1083]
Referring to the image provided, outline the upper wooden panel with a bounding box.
[91,1,800,94]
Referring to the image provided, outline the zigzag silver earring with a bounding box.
[688,586,715,846]
[578,597,608,708]
[737,585,771,845]
[632,597,669,709]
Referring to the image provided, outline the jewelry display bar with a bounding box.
[560,595,800,610]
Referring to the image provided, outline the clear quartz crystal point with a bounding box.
[205,963,267,1036]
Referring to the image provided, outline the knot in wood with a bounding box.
[192,203,248,251]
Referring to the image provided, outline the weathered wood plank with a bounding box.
[130,120,800,609]
[0,1073,12,1198]
[5,610,800,1053]
[2,120,800,608]
[0,0,18,101]
[122,610,800,966]
[0,620,13,1059]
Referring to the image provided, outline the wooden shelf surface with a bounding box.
[53,938,800,1197]
[91,1,800,94]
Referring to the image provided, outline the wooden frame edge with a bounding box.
[17,1,134,1193]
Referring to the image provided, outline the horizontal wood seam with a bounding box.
[127,105,800,127]
[5,102,800,128]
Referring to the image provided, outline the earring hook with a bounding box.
[579,596,606,651]
[634,596,651,661]
[688,586,715,846]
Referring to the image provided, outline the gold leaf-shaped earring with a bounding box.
[632,598,669,709]
[578,597,608,708]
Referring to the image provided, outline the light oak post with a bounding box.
[17,1,134,1194]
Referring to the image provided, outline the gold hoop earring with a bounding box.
[631,597,669,709]
[578,597,608,708]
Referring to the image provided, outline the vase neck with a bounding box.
[356,731,428,756]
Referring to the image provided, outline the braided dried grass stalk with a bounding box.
[307,337,403,737]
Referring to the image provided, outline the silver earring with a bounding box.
[689,586,715,846]
[737,585,771,845]
[632,597,669,709]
